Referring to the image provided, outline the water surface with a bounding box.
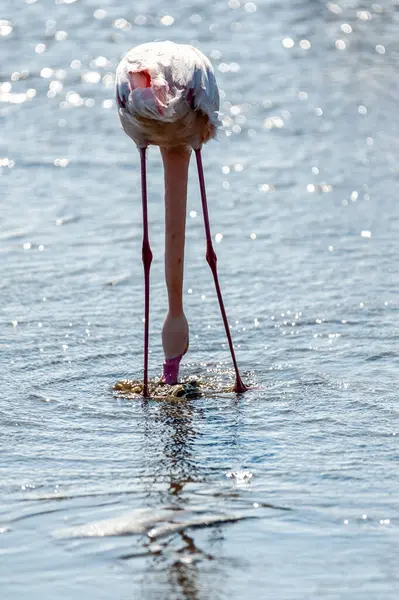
[1,1,399,598]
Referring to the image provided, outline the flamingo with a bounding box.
[115,41,247,396]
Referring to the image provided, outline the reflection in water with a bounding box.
[167,531,211,600]
[139,398,235,600]
[141,398,206,600]
[142,398,202,504]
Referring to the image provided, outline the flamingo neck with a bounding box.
[161,147,191,317]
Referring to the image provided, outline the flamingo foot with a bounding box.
[232,375,248,393]
[161,354,184,385]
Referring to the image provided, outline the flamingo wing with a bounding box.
[169,44,220,125]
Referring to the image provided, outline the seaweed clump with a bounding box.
[113,378,202,400]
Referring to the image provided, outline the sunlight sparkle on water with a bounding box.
[328,3,342,14]
[92,56,110,68]
[82,72,101,84]
[244,3,257,13]
[335,40,346,50]
[299,40,311,50]
[0,158,15,168]
[41,68,53,78]
[160,16,174,26]
[357,10,372,20]
[282,38,294,49]
[114,18,131,30]
[55,31,68,41]
[54,158,69,167]
[93,9,107,19]
[35,43,46,54]
[341,23,352,33]
[0,20,13,36]
[264,116,284,129]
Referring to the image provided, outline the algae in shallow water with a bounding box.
[113,378,203,399]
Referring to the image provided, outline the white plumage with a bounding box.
[115,41,220,148]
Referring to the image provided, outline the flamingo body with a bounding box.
[116,41,220,149]
[115,41,247,394]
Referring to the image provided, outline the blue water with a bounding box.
[1,1,398,598]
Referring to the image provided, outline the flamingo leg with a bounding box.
[195,148,247,393]
[139,147,153,397]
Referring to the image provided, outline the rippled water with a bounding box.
[2,1,399,598]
